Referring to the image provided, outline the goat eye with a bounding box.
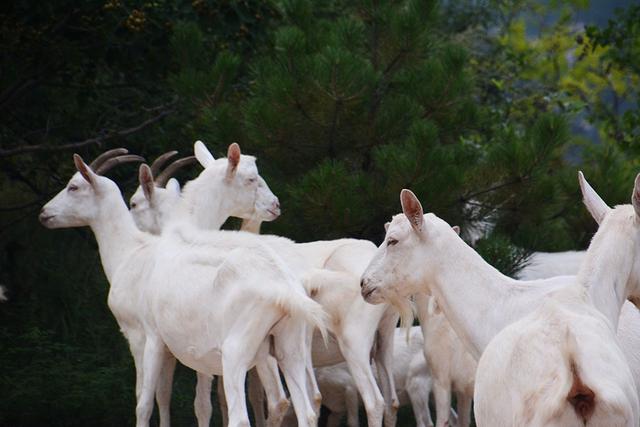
[248,178,257,183]
[387,238,398,246]
[68,185,78,192]
[131,202,137,209]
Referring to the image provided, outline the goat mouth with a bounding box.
[267,209,281,218]
[39,214,55,226]
[362,287,376,301]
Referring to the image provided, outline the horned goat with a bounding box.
[130,145,285,427]
[139,146,401,427]
[40,151,326,427]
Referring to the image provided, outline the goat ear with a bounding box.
[578,171,611,225]
[384,222,390,232]
[452,225,461,235]
[166,178,181,195]
[400,189,424,234]
[139,164,155,202]
[632,173,640,219]
[225,142,241,181]
[194,140,215,168]
[73,154,97,186]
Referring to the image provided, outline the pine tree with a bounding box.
[197,0,577,273]
[200,0,482,243]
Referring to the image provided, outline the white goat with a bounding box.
[127,151,200,427]
[172,141,280,229]
[414,294,476,427]
[40,152,326,427]
[518,252,640,393]
[517,251,586,280]
[210,236,398,427]
[474,173,640,426]
[139,147,401,427]
[129,150,196,235]
[515,222,640,396]
[360,196,567,360]
[301,266,401,427]
[130,143,304,427]
[360,184,640,426]
[283,326,435,427]
[130,145,285,427]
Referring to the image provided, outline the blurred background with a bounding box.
[1,0,638,425]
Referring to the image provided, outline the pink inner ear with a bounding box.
[227,143,241,167]
[139,164,153,184]
[74,154,94,184]
[400,189,424,229]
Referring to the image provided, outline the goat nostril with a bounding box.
[38,209,52,224]
[360,279,366,289]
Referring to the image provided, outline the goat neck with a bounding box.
[361,211,568,359]
[93,188,147,283]
[578,206,638,328]
[418,222,568,358]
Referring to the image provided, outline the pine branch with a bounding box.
[460,176,527,201]
[369,48,408,120]
[0,104,176,158]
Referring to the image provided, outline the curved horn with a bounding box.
[150,151,178,177]
[89,148,129,171]
[155,156,197,187]
[95,154,145,175]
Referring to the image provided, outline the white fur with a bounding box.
[283,327,435,427]
[361,182,640,426]
[131,142,286,427]
[303,266,398,427]
[475,289,637,426]
[40,155,325,427]
[152,210,401,426]
[130,177,182,235]
[169,151,279,230]
[129,141,280,236]
[361,208,568,359]
[131,141,280,233]
[517,251,586,281]
[414,294,475,427]
[224,235,398,427]
[518,251,640,393]
[137,142,409,427]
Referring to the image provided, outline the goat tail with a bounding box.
[274,290,329,346]
[563,329,596,423]
[546,327,596,424]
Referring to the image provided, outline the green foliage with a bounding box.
[0,326,134,426]
[207,0,487,243]
[475,233,531,278]
[583,5,640,150]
